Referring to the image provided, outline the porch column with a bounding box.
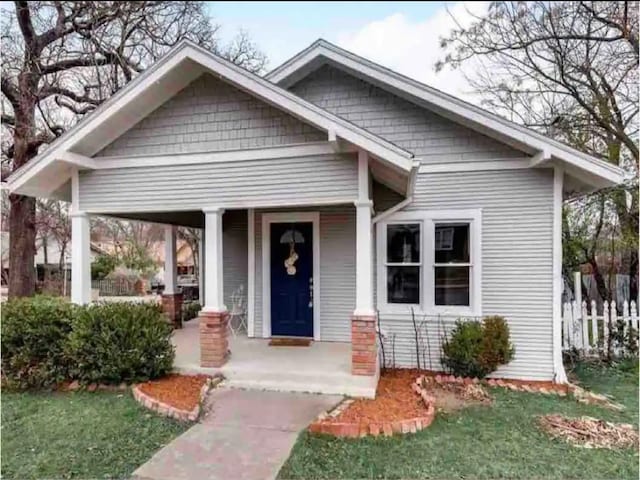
[162,225,182,328]
[352,150,377,376]
[70,211,91,305]
[198,207,229,368]
[198,228,204,305]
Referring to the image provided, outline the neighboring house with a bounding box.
[1,231,103,285]
[7,40,624,389]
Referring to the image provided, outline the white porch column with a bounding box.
[71,169,91,305]
[352,150,376,376]
[199,207,229,368]
[163,225,177,295]
[354,150,374,316]
[70,212,91,304]
[202,207,226,312]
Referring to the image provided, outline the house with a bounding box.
[6,40,624,395]
[1,231,104,286]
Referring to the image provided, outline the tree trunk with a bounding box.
[8,194,36,298]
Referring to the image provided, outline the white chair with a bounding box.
[228,284,247,336]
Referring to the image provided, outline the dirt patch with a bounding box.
[539,414,638,449]
[420,376,492,413]
[329,369,429,424]
[137,374,210,412]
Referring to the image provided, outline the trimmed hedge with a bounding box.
[442,316,515,378]
[1,297,174,389]
[1,296,76,389]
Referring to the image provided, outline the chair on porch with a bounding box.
[228,284,247,336]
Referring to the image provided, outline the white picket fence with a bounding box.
[562,300,639,353]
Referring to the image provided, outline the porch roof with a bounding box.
[8,40,415,200]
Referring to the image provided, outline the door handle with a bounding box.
[308,277,313,308]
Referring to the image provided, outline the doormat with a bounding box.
[269,338,312,347]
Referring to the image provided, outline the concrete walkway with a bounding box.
[132,387,342,480]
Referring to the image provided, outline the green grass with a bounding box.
[279,360,639,479]
[1,390,190,479]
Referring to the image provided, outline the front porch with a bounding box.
[173,318,378,398]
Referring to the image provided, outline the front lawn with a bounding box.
[279,360,639,479]
[1,390,190,479]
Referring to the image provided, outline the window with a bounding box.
[385,223,421,304]
[434,223,470,306]
[377,209,481,314]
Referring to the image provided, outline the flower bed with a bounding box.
[309,370,436,438]
[132,374,222,421]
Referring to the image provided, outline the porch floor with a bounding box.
[172,318,378,398]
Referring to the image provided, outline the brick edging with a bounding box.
[308,387,436,438]
[132,375,223,422]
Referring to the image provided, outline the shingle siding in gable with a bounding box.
[289,65,525,162]
[97,73,325,157]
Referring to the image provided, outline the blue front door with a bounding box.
[270,222,313,337]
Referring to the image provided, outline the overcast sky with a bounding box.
[209,1,488,100]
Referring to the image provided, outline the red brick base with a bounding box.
[351,314,377,376]
[162,293,183,328]
[199,310,230,368]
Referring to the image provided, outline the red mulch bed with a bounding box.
[330,369,428,424]
[137,374,210,412]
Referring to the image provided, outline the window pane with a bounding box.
[387,224,420,263]
[387,266,420,304]
[435,266,469,306]
[435,223,469,263]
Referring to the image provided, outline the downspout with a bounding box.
[372,160,420,224]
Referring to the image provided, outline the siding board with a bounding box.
[376,168,555,380]
[78,153,358,212]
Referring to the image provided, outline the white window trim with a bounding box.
[261,211,321,340]
[376,209,482,317]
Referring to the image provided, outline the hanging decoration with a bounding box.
[284,243,299,275]
[280,227,305,276]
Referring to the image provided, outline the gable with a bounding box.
[289,65,526,163]
[97,73,326,157]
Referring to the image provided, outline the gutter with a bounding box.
[372,160,420,224]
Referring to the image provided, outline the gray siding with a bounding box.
[372,180,404,213]
[78,153,358,212]
[290,65,525,163]
[378,168,554,380]
[252,205,356,341]
[98,73,325,157]
[223,210,248,309]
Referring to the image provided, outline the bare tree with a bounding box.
[179,227,201,280]
[1,1,266,297]
[438,1,639,303]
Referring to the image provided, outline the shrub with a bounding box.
[1,296,76,389]
[182,301,202,322]
[68,302,174,384]
[442,316,515,378]
[91,254,118,280]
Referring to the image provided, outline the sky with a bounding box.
[208,1,489,100]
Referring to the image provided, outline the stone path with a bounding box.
[132,387,342,480]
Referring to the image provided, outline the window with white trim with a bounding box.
[385,223,421,304]
[377,210,481,314]
[434,222,470,306]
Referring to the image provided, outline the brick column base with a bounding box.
[199,310,230,368]
[351,314,378,376]
[162,293,183,328]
